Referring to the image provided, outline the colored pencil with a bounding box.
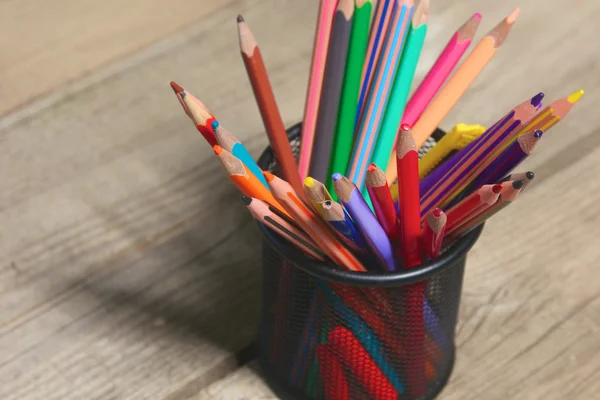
[445,184,503,233]
[169,81,192,119]
[237,16,303,195]
[298,0,338,179]
[418,123,486,179]
[395,125,421,266]
[402,13,482,128]
[321,200,367,250]
[333,173,397,271]
[450,180,524,237]
[394,125,425,397]
[422,208,446,259]
[242,196,325,260]
[347,0,414,191]
[327,326,400,399]
[356,0,394,127]
[316,343,350,400]
[213,145,290,217]
[170,83,218,147]
[502,171,534,191]
[522,89,584,132]
[366,164,398,239]
[397,8,520,159]
[470,129,542,189]
[328,0,374,194]
[309,0,355,183]
[264,171,367,272]
[497,89,584,153]
[419,92,543,216]
[303,177,334,218]
[216,125,269,189]
[371,0,428,175]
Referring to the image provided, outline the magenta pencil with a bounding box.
[402,13,482,127]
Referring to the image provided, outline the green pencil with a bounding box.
[326,0,373,199]
[368,0,429,180]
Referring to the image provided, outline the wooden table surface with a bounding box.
[1,0,599,399]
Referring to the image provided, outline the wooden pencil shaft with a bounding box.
[309,1,354,182]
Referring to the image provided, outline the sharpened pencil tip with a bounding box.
[263,171,275,182]
[237,15,244,23]
[241,196,252,205]
[170,81,184,94]
[474,12,482,19]
[400,123,411,131]
[492,184,503,194]
[533,130,543,138]
[506,8,520,24]
[568,89,585,104]
[526,171,535,180]
[432,208,444,218]
[367,164,377,172]
[304,177,315,188]
[332,173,343,181]
[531,93,544,107]
[213,145,223,155]
[513,180,525,190]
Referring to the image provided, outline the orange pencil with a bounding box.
[385,8,520,182]
[237,16,303,195]
[213,145,289,218]
[264,172,367,272]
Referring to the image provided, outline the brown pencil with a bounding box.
[237,15,303,195]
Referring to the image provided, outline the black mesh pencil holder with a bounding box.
[256,123,483,400]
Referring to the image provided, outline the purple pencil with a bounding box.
[333,173,397,271]
[469,129,543,189]
[419,92,544,216]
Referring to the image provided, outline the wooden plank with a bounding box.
[0,0,317,398]
[0,0,245,117]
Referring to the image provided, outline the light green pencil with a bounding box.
[326,0,373,199]
[368,0,429,183]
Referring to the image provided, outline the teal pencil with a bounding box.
[368,0,429,191]
[215,125,269,189]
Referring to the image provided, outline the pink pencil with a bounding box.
[401,13,482,127]
[298,0,338,179]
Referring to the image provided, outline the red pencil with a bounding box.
[422,208,447,259]
[316,343,350,400]
[395,124,425,397]
[445,184,503,233]
[328,326,398,400]
[366,163,398,240]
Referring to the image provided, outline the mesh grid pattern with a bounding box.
[257,124,465,400]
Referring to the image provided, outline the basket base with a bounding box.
[259,350,456,400]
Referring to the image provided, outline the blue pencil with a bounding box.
[355,0,393,128]
[215,125,269,188]
[320,200,368,250]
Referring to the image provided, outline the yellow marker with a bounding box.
[390,123,486,201]
[418,123,486,178]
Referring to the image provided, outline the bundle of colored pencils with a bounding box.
[168,1,583,398]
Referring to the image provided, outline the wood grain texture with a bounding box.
[0,0,240,117]
[1,0,599,398]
